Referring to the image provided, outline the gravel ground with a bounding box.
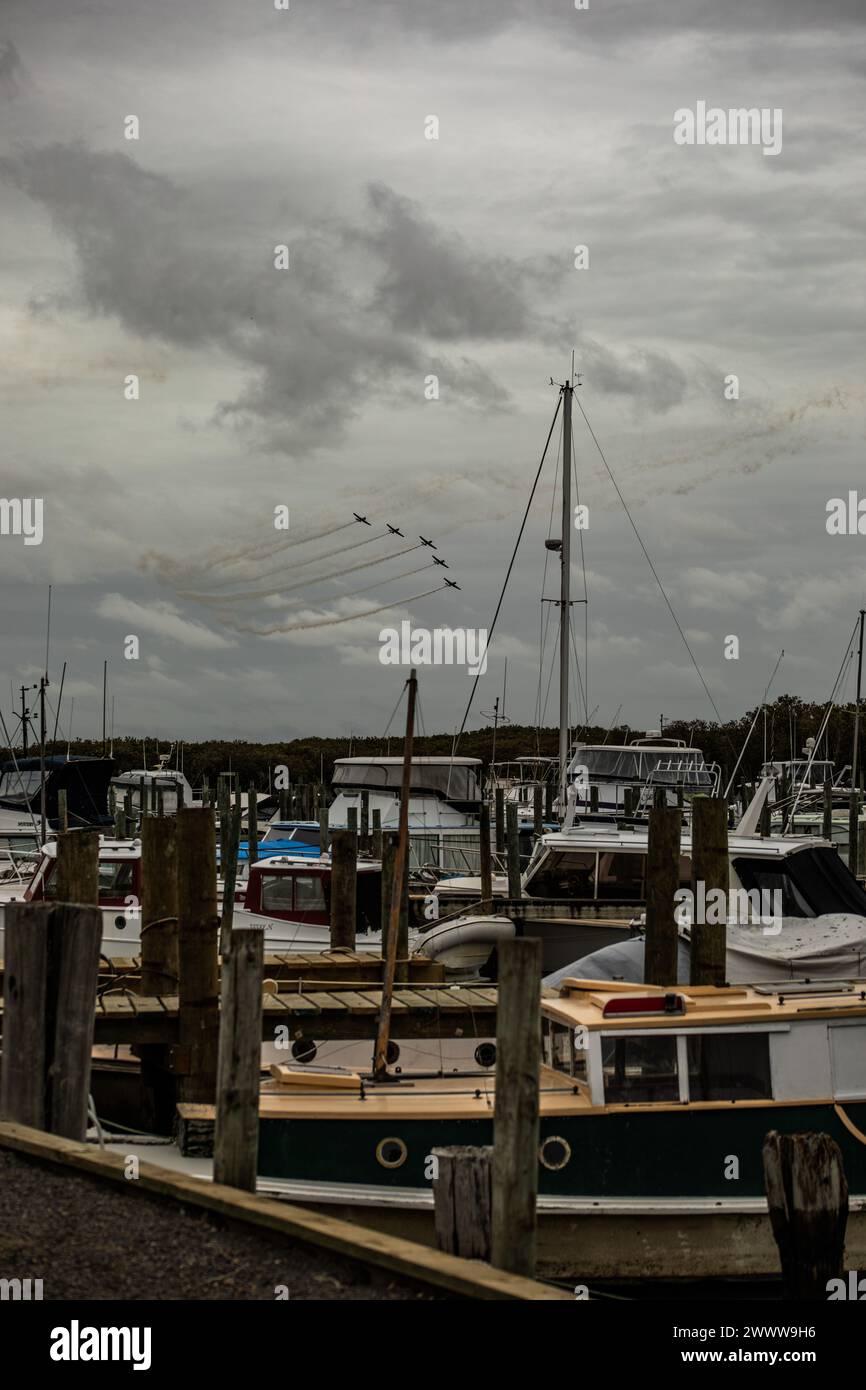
[0,1150,439,1300]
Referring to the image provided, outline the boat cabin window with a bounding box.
[602,1034,679,1104]
[528,850,596,899]
[542,1018,587,1080]
[43,859,135,902]
[260,874,296,913]
[686,1033,772,1101]
[292,875,327,912]
[0,769,42,799]
[597,852,644,902]
[0,835,39,856]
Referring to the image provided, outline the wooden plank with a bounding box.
[276,995,321,1016]
[331,990,380,1015]
[47,904,103,1141]
[0,1119,571,1301]
[356,989,408,1013]
[214,929,263,1192]
[302,992,350,1012]
[0,904,48,1129]
[392,989,438,1012]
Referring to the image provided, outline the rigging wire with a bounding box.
[455,394,563,746]
[573,393,735,756]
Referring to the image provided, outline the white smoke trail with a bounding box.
[221,585,445,635]
[180,543,423,605]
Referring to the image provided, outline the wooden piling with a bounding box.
[371,807,382,860]
[279,788,289,821]
[589,784,598,813]
[823,779,834,842]
[319,805,329,856]
[544,780,554,821]
[532,782,543,837]
[124,789,133,837]
[57,788,68,834]
[213,927,264,1192]
[506,802,521,900]
[849,790,860,875]
[360,789,370,852]
[491,937,542,1278]
[55,829,99,904]
[381,830,397,949]
[763,1130,848,1299]
[140,816,179,997]
[0,902,102,1140]
[644,805,682,986]
[219,803,241,958]
[623,786,635,818]
[433,1146,493,1261]
[247,785,259,883]
[495,787,505,854]
[176,807,220,1105]
[690,795,729,987]
[479,803,493,913]
[329,829,357,950]
[113,801,125,838]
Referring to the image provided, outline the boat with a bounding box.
[0,754,114,833]
[173,975,866,1281]
[566,734,720,814]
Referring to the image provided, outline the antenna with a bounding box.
[45,584,52,680]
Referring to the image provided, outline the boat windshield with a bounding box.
[0,769,41,800]
[733,846,866,918]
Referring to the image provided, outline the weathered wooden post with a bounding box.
[113,799,125,838]
[433,1146,493,1260]
[381,830,397,951]
[544,780,554,821]
[479,803,493,913]
[644,804,682,986]
[140,816,179,996]
[139,775,146,822]
[371,807,382,861]
[247,785,259,885]
[491,936,542,1277]
[318,804,329,856]
[506,801,521,900]
[823,779,834,843]
[763,1131,848,1299]
[760,796,771,837]
[347,805,358,837]
[849,790,861,876]
[213,927,264,1192]
[219,803,241,958]
[0,902,102,1139]
[57,788,68,834]
[360,789,370,852]
[623,785,635,818]
[495,786,505,854]
[177,807,220,1104]
[690,795,729,987]
[532,782,543,838]
[329,828,357,950]
[139,815,179,1132]
[279,788,289,821]
[55,828,99,904]
[589,784,599,813]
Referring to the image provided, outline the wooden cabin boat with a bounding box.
[203,977,866,1280]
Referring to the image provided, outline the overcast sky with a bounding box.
[1,0,864,747]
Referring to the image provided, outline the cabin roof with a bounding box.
[538,828,826,857]
[334,756,481,767]
[542,978,866,1030]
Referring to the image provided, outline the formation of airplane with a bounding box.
[348,515,461,590]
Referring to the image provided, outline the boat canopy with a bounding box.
[332,758,481,802]
[570,745,713,785]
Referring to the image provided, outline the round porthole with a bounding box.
[474,1042,497,1069]
[386,1040,400,1065]
[539,1135,571,1171]
[291,1038,317,1064]
[376,1136,408,1169]
[114,916,126,929]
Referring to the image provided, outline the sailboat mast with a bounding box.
[559,377,573,806]
[852,608,865,792]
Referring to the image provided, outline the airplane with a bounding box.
[432,555,449,567]
[386,523,404,537]
[443,578,461,590]
[419,535,437,549]
[353,513,371,526]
